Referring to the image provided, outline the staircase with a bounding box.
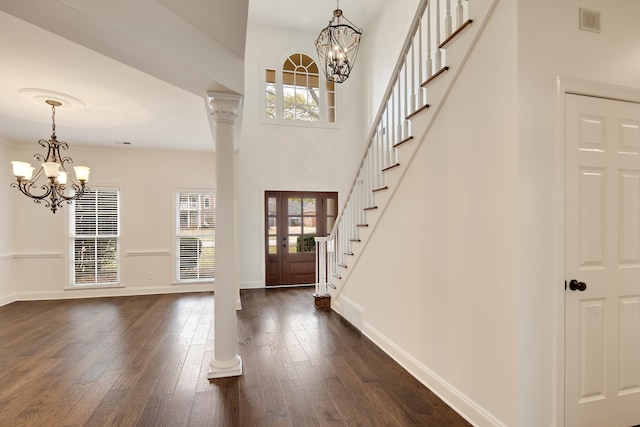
[316,0,500,304]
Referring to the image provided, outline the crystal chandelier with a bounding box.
[11,100,90,214]
[315,0,363,83]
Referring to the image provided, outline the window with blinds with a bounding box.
[70,188,120,286]
[177,191,215,281]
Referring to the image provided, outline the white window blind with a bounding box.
[177,191,215,281]
[70,188,119,286]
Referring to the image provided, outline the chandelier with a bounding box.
[315,0,363,83]
[11,100,90,214]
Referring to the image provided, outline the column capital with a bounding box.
[207,92,243,125]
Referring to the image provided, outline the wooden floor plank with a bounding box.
[0,287,470,426]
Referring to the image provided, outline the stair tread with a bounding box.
[393,136,414,148]
[439,19,473,49]
[406,104,430,120]
[421,66,449,88]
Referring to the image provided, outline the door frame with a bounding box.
[553,76,640,426]
[261,188,338,287]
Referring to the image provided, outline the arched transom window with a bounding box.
[266,53,336,123]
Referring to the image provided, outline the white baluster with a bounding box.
[417,21,426,106]
[456,0,464,27]
[403,54,409,124]
[445,0,453,37]
[425,2,433,78]
[435,0,442,71]
[396,79,403,142]
[410,42,416,113]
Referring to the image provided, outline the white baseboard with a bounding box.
[362,322,507,427]
[6,283,215,303]
[240,281,264,289]
[0,293,18,307]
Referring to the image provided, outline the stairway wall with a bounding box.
[337,1,518,425]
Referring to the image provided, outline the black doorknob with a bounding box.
[569,279,587,292]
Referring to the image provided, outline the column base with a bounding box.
[208,355,243,380]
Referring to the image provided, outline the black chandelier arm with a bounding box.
[51,181,88,202]
[11,178,88,214]
[330,15,362,34]
[11,179,54,201]
[59,155,74,167]
[34,138,69,163]
[36,138,50,151]
[48,182,87,214]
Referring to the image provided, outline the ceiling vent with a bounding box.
[580,8,601,33]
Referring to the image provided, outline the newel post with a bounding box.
[314,237,331,309]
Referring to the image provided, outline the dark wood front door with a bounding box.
[265,191,338,285]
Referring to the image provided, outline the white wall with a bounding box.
[357,0,420,133]
[237,22,366,288]
[339,0,519,425]
[8,143,216,301]
[517,1,640,425]
[0,138,14,304]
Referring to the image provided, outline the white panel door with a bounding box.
[566,94,640,427]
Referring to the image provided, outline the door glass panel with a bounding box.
[303,198,317,229]
[288,216,302,235]
[267,217,277,254]
[267,197,277,254]
[327,217,335,233]
[299,234,316,253]
[268,197,277,215]
[327,197,337,216]
[289,235,301,253]
[288,197,302,215]
[299,198,316,253]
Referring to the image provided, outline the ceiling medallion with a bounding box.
[17,88,86,111]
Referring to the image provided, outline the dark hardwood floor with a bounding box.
[0,287,470,426]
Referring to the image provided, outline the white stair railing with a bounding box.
[317,0,471,291]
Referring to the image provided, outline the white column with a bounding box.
[207,92,242,379]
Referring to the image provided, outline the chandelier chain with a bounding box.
[51,104,56,138]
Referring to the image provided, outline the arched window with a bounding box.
[266,53,336,124]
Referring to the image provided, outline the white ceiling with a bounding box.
[0,0,383,152]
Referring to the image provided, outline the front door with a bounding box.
[565,93,640,426]
[265,191,338,285]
